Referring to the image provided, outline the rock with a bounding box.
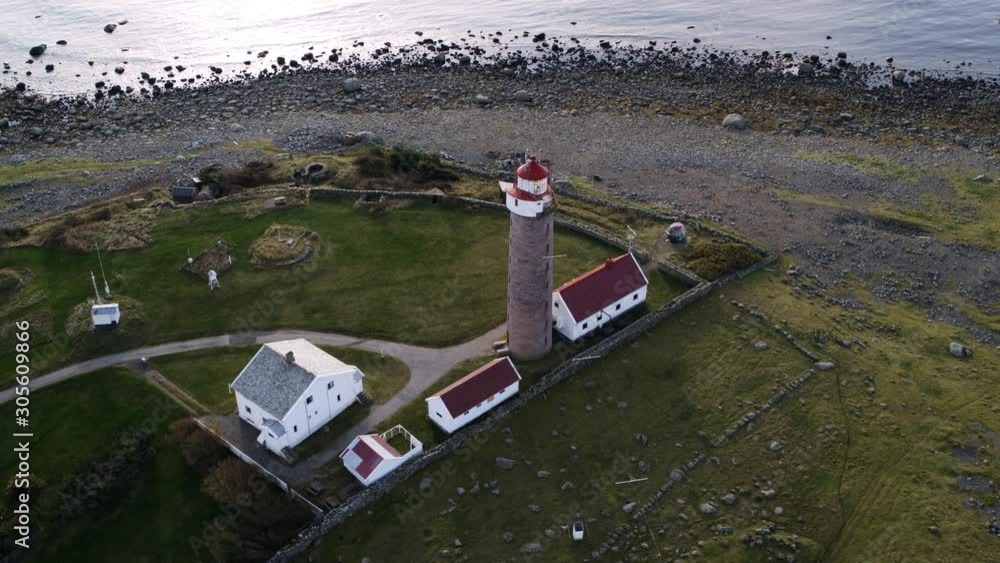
[815,361,835,371]
[419,477,432,492]
[44,64,54,72]
[769,441,783,452]
[722,113,749,130]
[456,487,465,496]
[496,457,516,470]
[972,175,992,183]
[0,118,8,129]
[29,44,47,57]
[929,525,940,535]
[635,433,649,446]
[670,469,685,482]
[536,470,550,479]
[528,504,541,513]
[342,77,362,93]
[104,23,118,33]
[798,62,815,75]
[514,89,532,102]
[623,502,637,514]
[544,529,557,539]
[774,506,784,515]
[760,488,777,500]
[503,532,514,543]
[114,66,125,74]
[345,130,384,146]
[638,460,651,474]
[560,481,575,492]
[699,502,718,515]
[520,543,543,554]
[722,493,737,506]
[949,342,973,358]
[474,94,491,105]
[892,70,907,83]
[754,341,768,351]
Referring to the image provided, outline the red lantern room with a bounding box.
[501,155,555,218]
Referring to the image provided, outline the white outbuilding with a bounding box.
[552,252,649,342]
[426,357,522,434]
[90,303,121,328]
[230,339,365,458]
[340,425,423,487]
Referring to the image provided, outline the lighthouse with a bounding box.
[500,156,556,360]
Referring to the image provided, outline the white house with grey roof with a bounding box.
[230,339,365,458]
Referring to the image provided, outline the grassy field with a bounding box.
[150,344,410,414]
[300,262,1000,563]
[0,198,634,387]
[0,368,221,562]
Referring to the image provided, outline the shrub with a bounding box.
[685,239,763,281]
[171,418,229,474]
[88,208,113,222]
[63,214,82,227]
[40,223,69,249]
[0,226,28,243]
[199,161,275,198]
[356,150,389,178]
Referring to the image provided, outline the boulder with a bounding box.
[798,62,815,75]
[972,175,992,183]
[474,94,491,105]
[670,468,685,482]
[949,342,973,358]
[503,532,514,543]
[419,477,432,492]
[560,481,575,492]
[342,77,362,93]
[722,113,749,130]
[891,70,907,83]
[345,130,384,146]
[536,470,550,479]
[815,361,835,371]
[104,23,118,33]
[769,441,783,452]
[699,502,718,515]
[496,457,516,470]
[520,543,543,554]
[754,341,768,351]
[722,493,737,506]
[514,89,532,102]
[29,44,47,57]
[622,502,637,514]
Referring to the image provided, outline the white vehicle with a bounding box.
[572,521,585,541]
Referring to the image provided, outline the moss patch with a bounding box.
[248,224,319,268]
[797,151,921,182]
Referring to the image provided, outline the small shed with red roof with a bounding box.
[426,357,522,434]
[340,425,423,487]
[552,252,649,341]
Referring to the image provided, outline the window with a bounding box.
[436,412,443,418]
[633,293,639,300]
[616,303,621,311]
[554,302,559,308]
[306,396,314,405]
[583,322,589,329]
[337,394,341,402]
[327,381,335,389]
[245,406,252,414]
[293,425,298,432]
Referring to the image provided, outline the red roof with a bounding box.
[555,253,649,322]
[516,156,549,181]
[340,435,400,479]
[430,357,521,417]
[504,183,544,201]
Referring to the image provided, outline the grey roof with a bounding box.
[230,339,353,420]
[261,419,286,438]
[171,186,198,197]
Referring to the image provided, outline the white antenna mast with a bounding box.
[96,243,111,298]
[625,225,638,253]
[90,271,102,305]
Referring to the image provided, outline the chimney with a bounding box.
[285,351,295,364]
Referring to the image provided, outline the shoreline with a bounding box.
[1,43,999,154]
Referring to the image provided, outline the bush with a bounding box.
[41,223,69,249]
[356,150,389,178]
[88,208,113,222]
[63,214,82,227]
[0,226,28,244]
[171,418,230,474]
[200,161,276,198]
[389,147,458,182]
[685,239,764,281]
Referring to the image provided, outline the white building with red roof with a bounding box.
[552,252,649,341]
[426,357,522,434]
[340,425,423,487]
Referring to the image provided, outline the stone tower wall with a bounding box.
[507,209,554,360]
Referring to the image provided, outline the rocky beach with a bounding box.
[1,41,998,344]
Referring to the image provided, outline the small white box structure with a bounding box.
[426,357,522,434]
[572,521,585,541]
[230,339,365,458]
[91,304,121,328]
[341,425,423,487]
[552,252,649,342]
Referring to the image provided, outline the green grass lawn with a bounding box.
[0,199,629,386]
[0,368,221,562]
[301,262,1000,563]
[150,343,410,414]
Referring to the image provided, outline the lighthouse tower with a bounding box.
[500,156,556,360]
